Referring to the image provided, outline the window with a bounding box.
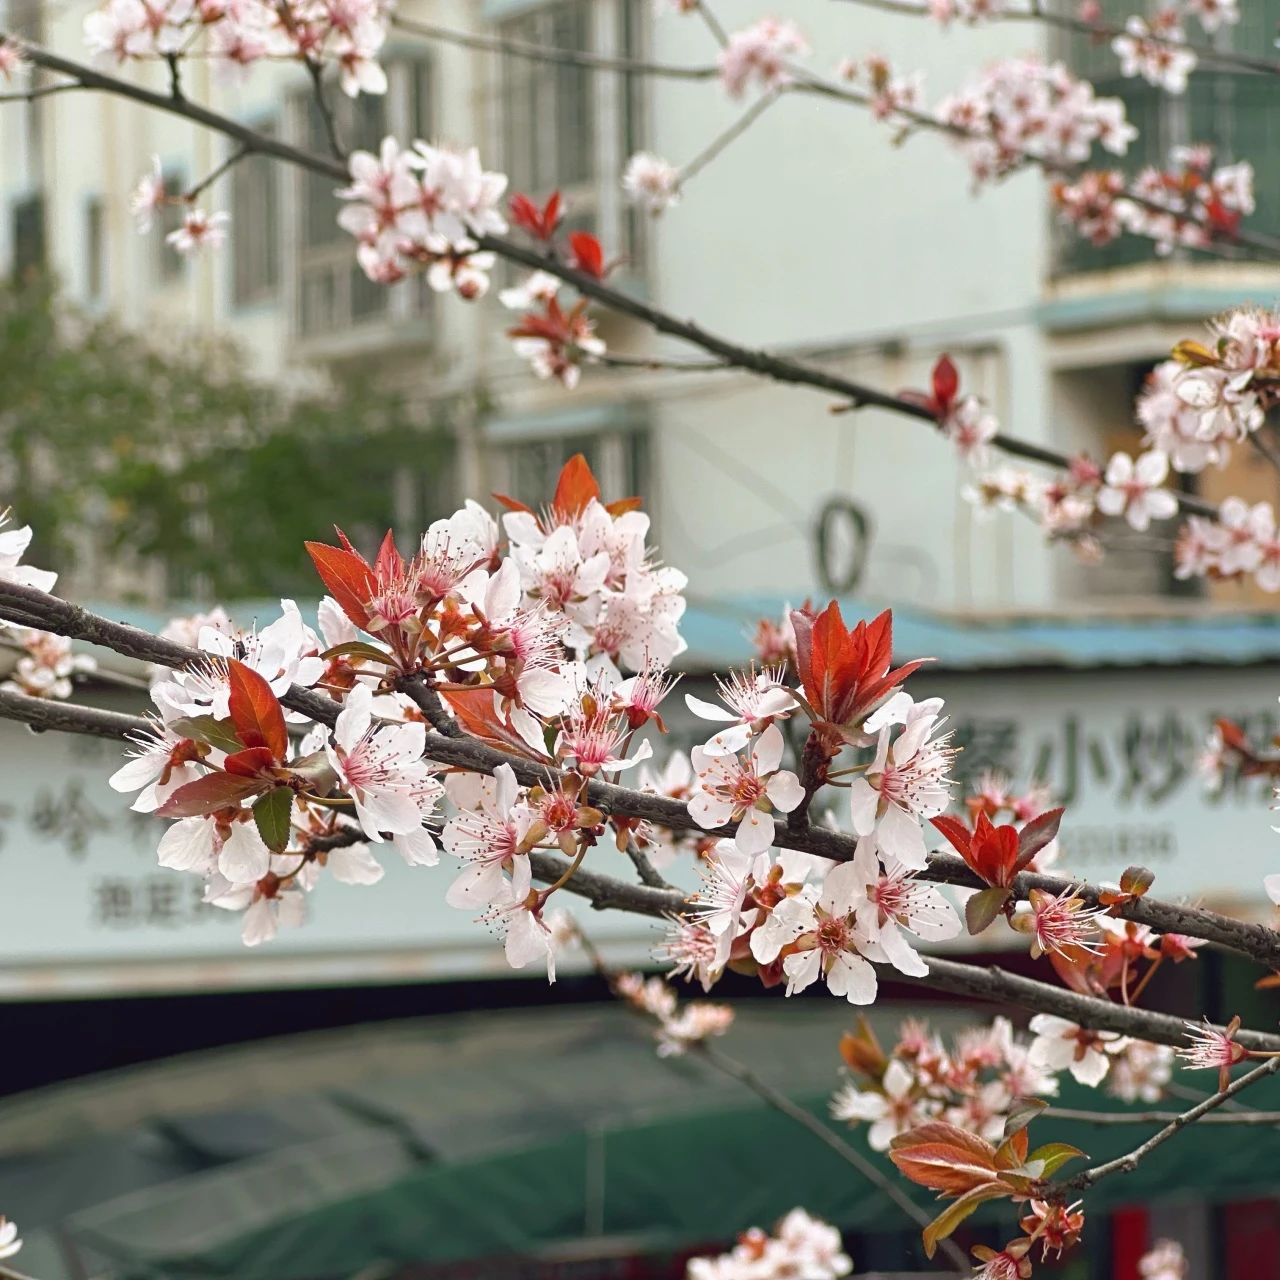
[291,59,433,341]
[231,127,281,307]
[155,167,186,284]
[487,410,650,512]
[496,0,647,272]
[1054,0,1280,274]
[85,197,104,302]
[10,193,44,280]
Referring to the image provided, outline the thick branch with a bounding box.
[0,689,149,740]
[2,579,1276,970]
[0,672,1273,1056]
[1062,1055,1280,1190]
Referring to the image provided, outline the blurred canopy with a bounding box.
[0,278,455,599]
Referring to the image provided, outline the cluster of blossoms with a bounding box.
[83,0,390,96]
[685,1208,851,1280]
[0,514,94,701]
[612,971,734,1057]
[654,605,973,1004]
[0,626,95,699]
[337,138,508,295]
[497,192,615,388]
[1054,146,1255,254]
[837,54,924,129]
[933,57,1135,189]
[831,1016,1059,1150]
[105,457,687,966]
[129,157,229,258]
[717,18,809,98]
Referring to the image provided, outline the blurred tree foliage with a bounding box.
[0,278,455,600]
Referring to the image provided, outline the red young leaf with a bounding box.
[227,659,288,763]
[1215,717,1250,754]
[1016,806,1065,870]
[492,491,535,516]
[930,813,973,860]
[971,812,1022,888]
[931,354,959,416]
[441,687,550,761]
[223,746,277,777]
[156,771,268,818]
[305,540,376,629]
[374,529,404,582]
[889,1122,1001,1197]
[569,231,605,279]
[509,191,563,241]
[553,453,602,517]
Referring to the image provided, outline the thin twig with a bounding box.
[391,15,718,80]
[0,34,1227,519]
[833,0,1280,79]
[184,142,253,201]
[677,87,782,187]
[697,1042,970,1274]
[1062,1055,1280,1190]
[1046,1105,1280,1125]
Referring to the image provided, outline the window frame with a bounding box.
[286,56,435,346]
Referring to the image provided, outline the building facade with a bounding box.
[6,0,1279,617]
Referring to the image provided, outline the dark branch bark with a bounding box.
[2,577,1277,970]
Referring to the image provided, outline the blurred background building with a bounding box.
[1,0,1280,1276]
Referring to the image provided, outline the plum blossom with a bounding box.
[1028,1014,1127,1086]
[655,1002,735,1057]
[685,663,795,756]
[750,861,878,1004]
[688,725,804,854]
[1108,1040,1174,1103]
[109,718,208,812]
[325,684,431,841]
[206,863,307,947]
[1112,16,1197,93]
[443,764,534,909]
[847,836,961,976]
[0,1216,21,1260]
[622,152,680,214]
[498,270,560,311]
[1095,450,1178,531]
[830,1058,927,1150]
[166,207,229,256]
[848,697,955,870]
[1139,1240,1188,1280]
[0,38,27,81]
[686,1209,850,1280]
[0,512,56,592]
[656,914,722,991]
[130,156,166,233]
[1,627,95,699]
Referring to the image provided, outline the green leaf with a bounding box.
[168,715,244,755]
[253,787,295,854]
[922,1183,1012,1259]
[965,886,1009,936]
[1027,1141,1087,1177]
